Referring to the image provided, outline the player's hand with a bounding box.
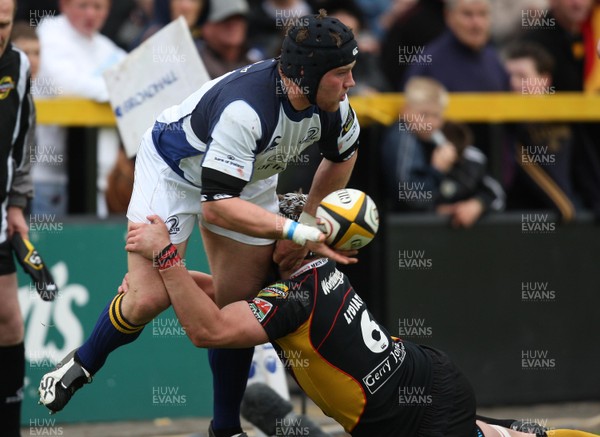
[125,215,171,259]
[118,272,130,294]
[305,240,358,265]
[273,239,309,272]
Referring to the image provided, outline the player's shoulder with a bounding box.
[3,44,28,65]
[197,59,280,127]
[0,45,30,82]
[211,59,279,103]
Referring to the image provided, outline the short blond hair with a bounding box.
[404,76,449,108]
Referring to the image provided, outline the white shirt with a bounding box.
[36,15,126,101]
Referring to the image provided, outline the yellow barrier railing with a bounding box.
[34,92,600,127]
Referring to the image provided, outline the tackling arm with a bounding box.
[160,265,269,348]
[125,217,268,348]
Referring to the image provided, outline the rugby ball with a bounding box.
[316,189,379,250]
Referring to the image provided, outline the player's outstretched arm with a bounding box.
[125,216,268,348]
[202,197,292,239]
[160,262,269,348]
[203,197,356,265]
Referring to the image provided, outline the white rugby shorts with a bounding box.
[127,129,279,245]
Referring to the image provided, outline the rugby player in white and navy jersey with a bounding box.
[40,9,361,437]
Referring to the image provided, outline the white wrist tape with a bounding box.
[300,211,326,232]
[282,219,322,246]
[299,211,318,226]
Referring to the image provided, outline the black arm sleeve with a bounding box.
[200,167,247,201]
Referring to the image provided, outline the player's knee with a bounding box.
[0,313,24,345]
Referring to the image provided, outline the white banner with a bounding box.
[103,16,210,157]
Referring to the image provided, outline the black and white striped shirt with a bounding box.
[0,44,34,242]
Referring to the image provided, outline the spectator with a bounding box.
[521,0,594,91]
[10,21,40,78]
[379,0,446,92]
[102,0,153,50]
[136,0,208,48]
[489,0,549,45]
[502,41,600,221]
[246,0,312,61]
[520,0,600,218]
[381,77,505,227]
[198,0,251,79]
[402,0,510,158]
[35,0,126,217]
[402,0,509,92]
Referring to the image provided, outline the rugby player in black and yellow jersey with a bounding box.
[123,193,596,437]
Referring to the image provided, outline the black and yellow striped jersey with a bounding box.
[248,258,433,436]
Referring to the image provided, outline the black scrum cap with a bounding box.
[280,10,358,104]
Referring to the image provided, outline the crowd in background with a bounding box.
[10,0,600,226]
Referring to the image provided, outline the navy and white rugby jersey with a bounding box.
[151,59,360,196]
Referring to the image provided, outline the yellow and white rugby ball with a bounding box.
[316,189,379,250]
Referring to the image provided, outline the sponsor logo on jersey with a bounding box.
[298,127,320,145]
[213,193,233,200]
[342,107,355,134]
[206,151,248,179]
[362,341,406,395]
[249,298,273,322]
[321,269,344,295]
[213,155,244,170]
[0,76,15,100]
[291,258,328,278]
[264,135,282,153]
[165,215,181,235]
[258,283,289,298]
